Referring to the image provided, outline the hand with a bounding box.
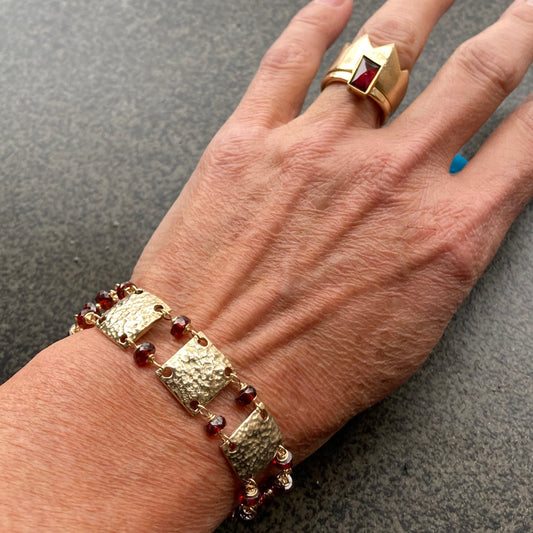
[134,0,533,463]
[2,0,533,531]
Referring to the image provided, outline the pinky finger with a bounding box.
[456,97,533,262]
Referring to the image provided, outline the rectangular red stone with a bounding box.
[349,56,380,93]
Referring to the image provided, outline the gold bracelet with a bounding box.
[70,282,293,521]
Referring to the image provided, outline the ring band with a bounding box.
[321,35,409,124]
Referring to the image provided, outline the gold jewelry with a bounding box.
[321,34,409,124]
[70,282,293,522]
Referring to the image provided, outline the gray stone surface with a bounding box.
[1,0,531,531]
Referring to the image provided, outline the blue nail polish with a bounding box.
[450,154,468,174]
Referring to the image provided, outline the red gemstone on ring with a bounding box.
[95,290,114,311]
[349,56,380,93]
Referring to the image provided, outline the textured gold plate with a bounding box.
[156,333,234,414]
[221,405,283,481]
[96,291,171,348]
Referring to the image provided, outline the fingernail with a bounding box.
[315,0,345,6]
[527,0,533,6]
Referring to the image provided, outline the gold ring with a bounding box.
[321,35,409,124]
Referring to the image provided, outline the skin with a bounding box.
[1,0,533,530]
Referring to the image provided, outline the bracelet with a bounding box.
[70,281,293,521]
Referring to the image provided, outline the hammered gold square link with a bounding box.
[156,333,234,415]
[96,291,171,348]
[221,404,283,481]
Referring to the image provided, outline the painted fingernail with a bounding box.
[315,0,345,6]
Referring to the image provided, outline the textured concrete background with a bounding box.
[1,0,532,531]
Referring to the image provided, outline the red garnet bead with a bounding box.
[350,56,380,93]
[76,303,98,329]
[95,290,114,311]
[272,448,293,470]
[134,342,155,366]
[117,281,135,299]
[236,385,257,406]
[238,487,260,507]
[206,415,226,436]
[171,315,191,338]
[75,313,91,329]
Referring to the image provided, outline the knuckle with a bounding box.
[394,137,431,173]
[434,206,480,285]
[453,40,518,98]
[291,9,326,34]
[514,100,533,140]
[356,135,420,185]
[507,3,533,25]
[408,200,481,286]
[273,127,351,190]
[439,230,479,286]
[277,134,328,179]
[363,17,419,67]
[261,37,314,73]
[201,123,263,179]
[260,4,330,73]
[369,151,407,184]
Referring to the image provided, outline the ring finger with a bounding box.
[396,0,533,162]
[308,0,455,128]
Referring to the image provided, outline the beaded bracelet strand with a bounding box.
[70,282,293,521]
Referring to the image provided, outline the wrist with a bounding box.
[0,329,235,532]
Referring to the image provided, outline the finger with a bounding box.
[233,0,353,128]
[307,0,455,129]
[453,97,533,267]
[396,0,533,159]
